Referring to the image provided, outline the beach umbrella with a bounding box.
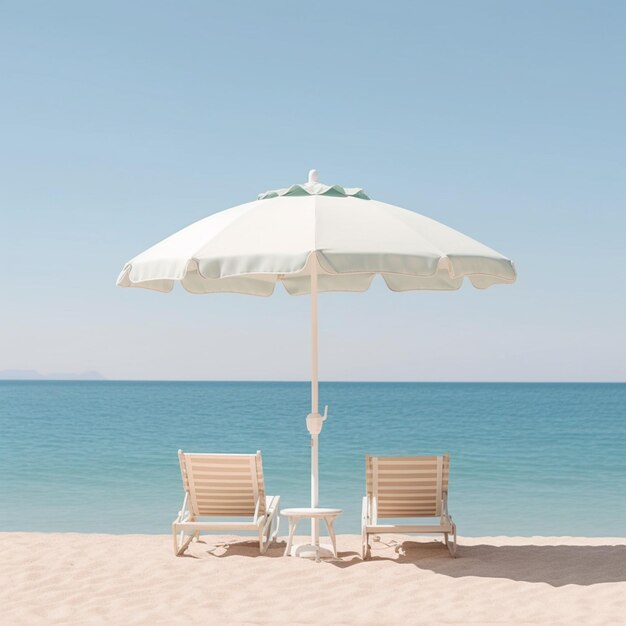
[117,169,516,555]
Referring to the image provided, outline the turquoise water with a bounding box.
[0,381,624,536]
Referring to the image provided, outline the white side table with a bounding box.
[280,507,342,562]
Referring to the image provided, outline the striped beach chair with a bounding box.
[361,454,457,559]
[172,450,280,556]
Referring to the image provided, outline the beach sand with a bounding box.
[1,533,624,624]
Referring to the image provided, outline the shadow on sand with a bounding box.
[185,538,286,560]
[361,539,626,587]
[185,537,626,587]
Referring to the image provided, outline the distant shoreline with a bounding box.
[0,369,105,381]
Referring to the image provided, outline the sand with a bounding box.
[1,533,625,625]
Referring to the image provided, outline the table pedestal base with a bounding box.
[281,507,342,562]
[289,543,336,562]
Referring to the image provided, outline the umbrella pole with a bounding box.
[310,256,319,545]
[304,253,327,556]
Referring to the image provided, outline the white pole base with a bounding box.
[289,543,336,562]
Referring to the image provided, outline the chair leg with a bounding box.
[173,527,195,557]
[444,524,458,557]
[264,511,279,546]
[284,518,298,557]
[270,513,280,542]
[362,531,371,560]
[324,517,338,558]
[261,522,271,552]
[361,496,372,560]
[258,507,280,554]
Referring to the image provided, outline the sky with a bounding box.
[1,0,625,382]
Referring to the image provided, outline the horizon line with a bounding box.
[1,378,624,384]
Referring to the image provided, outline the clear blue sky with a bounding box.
[1,1,624,381]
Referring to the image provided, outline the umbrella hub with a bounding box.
[306,405,328,436]
[257,170,370,201]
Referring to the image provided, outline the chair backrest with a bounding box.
[366,454,450,519]
[178,450,266,518]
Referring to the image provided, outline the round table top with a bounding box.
[280,507,343,517]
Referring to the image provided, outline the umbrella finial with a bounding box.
[308,169,319,184]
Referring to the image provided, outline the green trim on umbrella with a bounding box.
[258,182,370,201]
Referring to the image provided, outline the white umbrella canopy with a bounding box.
[117,170,515,295]
[117,169,516,555]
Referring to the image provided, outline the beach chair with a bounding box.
[172,450,280,556]
[361,454,457,559]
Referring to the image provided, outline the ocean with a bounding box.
[1,381,624,536]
